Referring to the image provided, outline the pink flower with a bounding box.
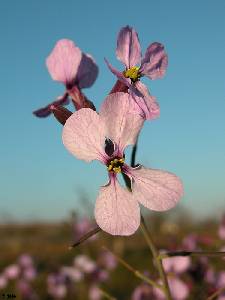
[218,213,225,240]
[4,264,20,280]
[62,92,183,235]
[33,39,98,117]
[0,275,7,289]
[162,256,191,274]
[89,285,101,300]
[132,283,152,300]
[153,277,189,300]
[105,26,168,120]
[74,255,97,274]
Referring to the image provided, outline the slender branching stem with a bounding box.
[98,287,117,300]
[102,246,163,290]
[140,216,172,300]
[159,251,225,259]
[207,286,225,300]
[69,226,101,249]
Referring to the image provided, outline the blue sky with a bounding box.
[0,0,225,221]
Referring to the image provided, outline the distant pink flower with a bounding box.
[153,277,189,300]
[219,214,225,240]
[132,283,152,300]
[105,26,168,120]
[74,255,96,274]
[18,254,33,268]
[182,234,198,251]
[33,39,98,117]
[4,264,20,280]
[89,285,101,300]
[0,275,7,289]
[162,256,191,274]
[61,266,83,282]
[62,92,183,235]
[98,250,117,270]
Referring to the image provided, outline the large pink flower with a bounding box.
[105,26,168,120]
[33,39,98,118]
[62,92,183,236]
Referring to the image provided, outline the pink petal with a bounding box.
[76,53,98,89]
[163,256,191,274]
[140,42,168,80]
[130,81,160,120]
[99,92,144,155]
[46,39,82,85]
[153,278,189,300]
[104,58,131,87]
[62,109,107,162]
[169,277,189,300]
[127,166,183,211]
[116,26,141,68]
[95,175,140,235]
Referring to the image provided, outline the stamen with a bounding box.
[107,157,125,173]
[123,66,141,83]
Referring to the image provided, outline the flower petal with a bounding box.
[140,42,168,80]
[163,256,191,274]
[127,166,183,211]
[76,53,98,89]
[130,81,160,120]
[116,26,141,68]
[95,175,140,235]
[104,58,131,87]
[99,92,144,155]
[62,108,107,162]
[46,39,82,85]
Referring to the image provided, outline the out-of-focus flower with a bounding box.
[18,254,33,268]
[23,267,37,281]
[98,250,117,270]
[61,266,83,282]
[153,277,189,300]
[63,92,183,235]
[33,39,98,117]
[17,279,38,300]
[219,214,225,240]
[74,255,97,274]
[47,274,67,299]
[132,283,152,300]
[162,256,191,274]
[0,275,7,289]
[182,234,198,251]
[105,26,167,120]
[4,264,20,280]
[89,285,101,300]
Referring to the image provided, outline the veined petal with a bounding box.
[76,53,98,89]
[127,166,183,211]
[104,58,131,87]
[116,26,141,68]
[62,109,107,162]
[99,93,144,155]
[95,175,140,235]
[130,81,160,120]
[140,42,168,80]
[46,39,82,85]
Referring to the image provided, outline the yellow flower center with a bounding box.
[107,158,125,173]
[123,66,141,82]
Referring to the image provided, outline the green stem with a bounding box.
[98,287,117,300]
[140,216,172,300]
[207,286,225,300]
[102,246,163,290]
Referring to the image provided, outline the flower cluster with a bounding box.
[34,25,184,236]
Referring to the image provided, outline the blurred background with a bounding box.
[0,0,225,299]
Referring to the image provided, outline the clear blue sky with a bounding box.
[1,0,225,221]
